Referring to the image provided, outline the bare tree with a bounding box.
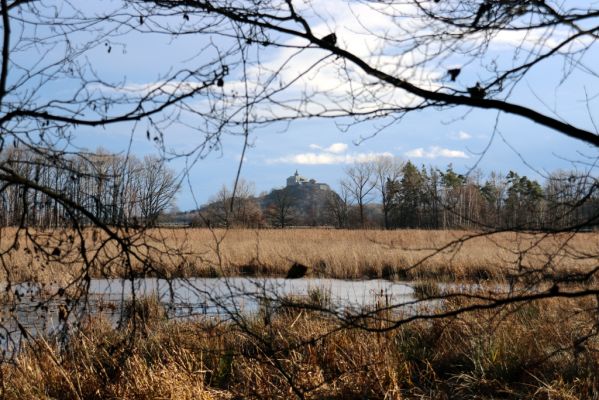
[342,162,376,228]
[134,1,599,146]
[265,186,296,228]
[325,185,351,228]
[372,156,404,229]
[0,149,179,228]
[202,179,262,227]
[136,155,180,225]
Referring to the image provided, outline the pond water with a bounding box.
[1,277,513,356]
[90,277,417,314]
[0,277,423,354]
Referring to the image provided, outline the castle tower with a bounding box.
[286,170,308,186]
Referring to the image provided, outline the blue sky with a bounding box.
[37,1,598,210]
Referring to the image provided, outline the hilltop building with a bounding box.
[195,170,342,228]
[286,170,330,191]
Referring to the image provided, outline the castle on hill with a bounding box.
[286,170,330,191]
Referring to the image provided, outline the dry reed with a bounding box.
[1,227,597,283]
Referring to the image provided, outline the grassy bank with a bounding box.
[3,295,598,399]
[0,227,597,284]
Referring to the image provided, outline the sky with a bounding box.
[21,1,599,210]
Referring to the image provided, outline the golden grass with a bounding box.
[3,295,598,399]
[1,227,598,283]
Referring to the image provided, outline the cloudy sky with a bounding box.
[59,1,598,210]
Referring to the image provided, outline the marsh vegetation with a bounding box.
[1,228,596,283]
[0,228,598,398]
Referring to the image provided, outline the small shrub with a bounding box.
[381,264,396,280]
[363,264,379,279]
[314,259,327,277]
[470,267,492,281]
[239,263,259,276]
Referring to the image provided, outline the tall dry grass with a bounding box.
[2,295,598,399]
[1,227,598,283]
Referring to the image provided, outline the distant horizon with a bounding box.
[179,154,593,212]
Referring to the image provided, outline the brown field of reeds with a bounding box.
[3,294,598,399]
[1,227,598,284]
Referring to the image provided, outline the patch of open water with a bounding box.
[1,277,505,355]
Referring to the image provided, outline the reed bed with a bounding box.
[1,227,598,283]
[2,295,598,399]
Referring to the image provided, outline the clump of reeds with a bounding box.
[307,286,332,309]
[412,280,442,299]
[121,294,167,326]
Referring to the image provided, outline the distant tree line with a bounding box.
[6,145,592,231]
[195,158,599,231]
[0,148,179,228]
[381,161,597,230]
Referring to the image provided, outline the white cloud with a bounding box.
[271,140,393,164]
[449,131,472,141]
[404,146,468,159]
[268,151,393,165]
[309,142,349,154]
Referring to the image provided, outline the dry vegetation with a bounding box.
[2,294,598,399]
[2,228,598,398]
[1,227,597,284]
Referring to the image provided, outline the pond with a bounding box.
[4,276,515,357]
[1,277,426,354]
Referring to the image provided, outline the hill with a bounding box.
[260,171,340,226]
[191,171,341,227]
